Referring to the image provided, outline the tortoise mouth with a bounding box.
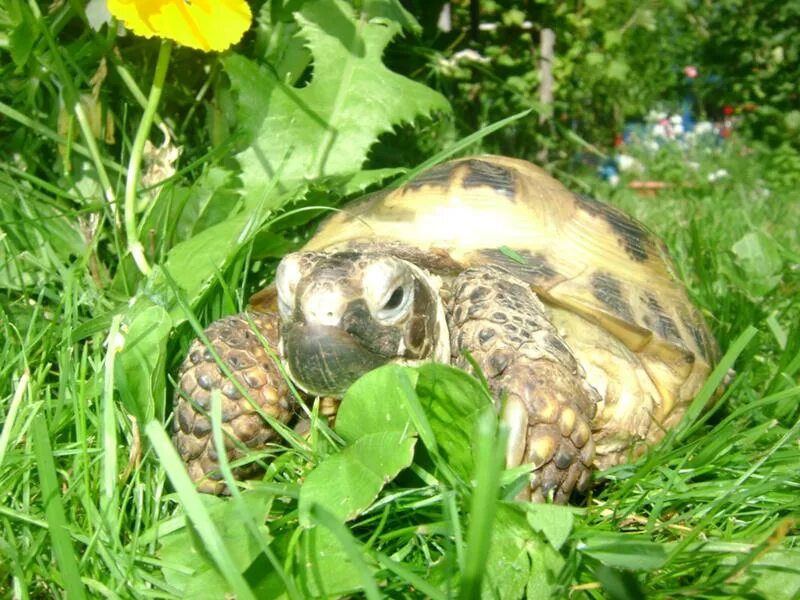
[282,323,389,397]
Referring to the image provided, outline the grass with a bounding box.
[2,4,800,599]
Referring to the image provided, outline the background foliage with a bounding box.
[1,0,798,598]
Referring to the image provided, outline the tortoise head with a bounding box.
[275,251,450,397]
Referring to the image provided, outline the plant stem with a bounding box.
[124,40,172,276]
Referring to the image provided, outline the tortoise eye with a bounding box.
[383,286,405,311]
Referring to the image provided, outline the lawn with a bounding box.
[1,1,799,598]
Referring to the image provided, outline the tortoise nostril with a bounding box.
[302,290,346,326]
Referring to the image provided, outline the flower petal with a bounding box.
[107,0,252,51]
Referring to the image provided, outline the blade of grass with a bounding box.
[309,504,382,600]
[144,420,257,600]
[100,315,121,541]
[374,548,447,600]
[209,390,302,600]
[395,109,533,186]
[677,325,758,438]
[0,370,28,470]
[459,409,507,600]
[31,414,88,600]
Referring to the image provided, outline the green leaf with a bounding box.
[730,231,783,295]
[147,421,257,600]
[295,525,370,597]
[525,503,575,550]
[9,15,37,68]
[586,51,604,67]
[750,548,800,600]
[225,0,449,203]
[299,366,420,526]
[603,30,623,49]
[299,431,416,525]
[159,488,276,597]
[415,364,494,480]
[335,364,418,443]
[115,300,171,422]
[483,504,564,600]
[607,59,630,81]
[579,534,668,571]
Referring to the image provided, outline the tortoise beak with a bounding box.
[282,323,388,397]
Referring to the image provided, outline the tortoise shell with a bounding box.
[300,155,718,422]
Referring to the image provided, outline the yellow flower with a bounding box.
[106,0,252,52]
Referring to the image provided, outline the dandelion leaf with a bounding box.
[225,0,449,207]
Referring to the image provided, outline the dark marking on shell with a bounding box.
[492,311,508,323]
[222,382,241,400]
[480,249,558,286]
[462,159,516,198]
[644,292,682,343]
[575,193,651,262]
[591,272,635,322]
[467,303,483,318]
[681,311,707,358]
[340,241,463,275]
[405,162,459,190]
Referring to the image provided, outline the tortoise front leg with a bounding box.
[173,312,298,494]
[447,267,600,503]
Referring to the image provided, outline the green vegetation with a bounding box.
[1,0,798,598]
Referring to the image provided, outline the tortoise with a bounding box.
[173,155,719,502]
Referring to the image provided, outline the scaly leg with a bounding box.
[447,266,599,503]
[173,312,297,493]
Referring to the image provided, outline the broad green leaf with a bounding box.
[579,534,668,571]
[750,548,800,600]
[297,365,419,526]
[225,0,449,204]
[299,431,416,526]
[484,504,564,600]
[730,231,783,295]
[525,503,576,550]
[336,364,419,443]
[115,300,171,422]
[303,505,381,600]
[297,523,372,597]
[415,363,494,480]
[160,213,251,312]
[158,488,275,596]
